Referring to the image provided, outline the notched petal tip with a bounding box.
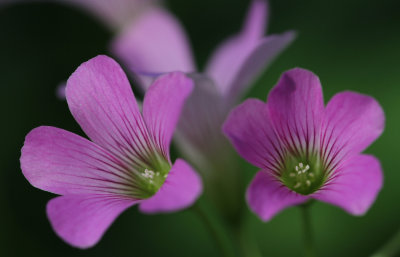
[152,71,194,96]
[65,54,126,101]
[277,67,322,92]
[20,126,53,190]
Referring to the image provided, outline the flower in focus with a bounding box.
[111,0,295,210]
[223,68,384,221]
[20,55,202,248]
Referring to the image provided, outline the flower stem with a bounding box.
[192,200,237,257]
[300,201,315,257]
[371,227,400,257]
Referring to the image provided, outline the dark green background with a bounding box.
[1,0,399,256]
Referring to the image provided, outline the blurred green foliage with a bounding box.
[1,0,400,256]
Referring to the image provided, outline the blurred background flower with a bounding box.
[1,0,400,256]
[111,0,295,226]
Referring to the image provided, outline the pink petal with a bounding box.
[47,195,136,248]
[111,7,196,90]
[226,32,296,100]
[21,126,135,196]
[320,92,385,171]
[267,68,324,156]
[139,159,202,213]
[176,74,230,170]
[247,171,309,221]
[205,0,266,95]
[223,99,283,171]
[313,154,383,215]
[205,0,294,99]
[66,55,155,166]
[241,0,269,39]
[143,72,193,159]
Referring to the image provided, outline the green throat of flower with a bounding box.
[279,154,327,195]
[135,154,171,199]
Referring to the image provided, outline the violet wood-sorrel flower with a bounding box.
[111,1,295,217]
[223,68,384,221]
[20,55,202,248]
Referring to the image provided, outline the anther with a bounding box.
[306,180,311,186]
[294,182,301,188]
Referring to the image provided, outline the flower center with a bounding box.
[280,155,326,195]
[140,168,168,191]
[132,153,171,199]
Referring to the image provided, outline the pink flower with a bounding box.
[223,68,384,221]
[111,0,296,174]
[20,55,202,248]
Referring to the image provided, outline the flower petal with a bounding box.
[267,68,324,156]
[205,0,266,95]
[247,171,309,221]
[205,0,295,100]
[142,72,193,159]
[47,195,136,248]
[320,91,384,171]
[111,7,196,90]
[66,55,154,169]
[21,126,137,196]
[176,74,230,170]
[223,99,284,171]
[313,154,383,215]
[139,159,202,213]
[226,32,296,100]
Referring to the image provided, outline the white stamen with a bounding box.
[142,169,155,179]
[306,180,311,186]
[294,182,301,188]
[294,163,311,174]
[308,173,314,177]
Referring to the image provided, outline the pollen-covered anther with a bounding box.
[294,182,301,188]
[306,180,311,187]
[142,169,155,179]
[295,163,310,174]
